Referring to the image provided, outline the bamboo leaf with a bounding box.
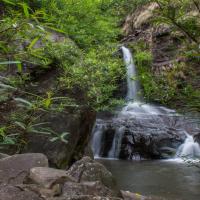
[50,137,58,142]
[0,61,21,65]
[30,122,50,127]
[14,98,33,107]
[0,83,16,90]
[28,37,40,50]
[2,0,15,5]
[14,121,26,130]
[18,3,30,18]
[29,128,51,135]
[45,26,66,34]
[16,62,22,73]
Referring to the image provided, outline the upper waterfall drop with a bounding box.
[121,46,140,101]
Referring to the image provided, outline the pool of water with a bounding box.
[98,159,200,200]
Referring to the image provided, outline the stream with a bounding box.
[98,159,200,200]
[91,46,200,200]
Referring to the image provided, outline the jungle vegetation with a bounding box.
[0,0,199,150]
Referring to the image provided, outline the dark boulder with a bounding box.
[24,107,96,168]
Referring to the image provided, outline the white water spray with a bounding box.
[176,132,200,159]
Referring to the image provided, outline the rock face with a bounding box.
[23,107,96,168]
[0,154,124,200]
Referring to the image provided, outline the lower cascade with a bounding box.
[176,132,200,158]
[92,46,200,160]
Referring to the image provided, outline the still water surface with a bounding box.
[98,159,200,200]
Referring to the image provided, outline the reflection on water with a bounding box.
[98,159,200,200]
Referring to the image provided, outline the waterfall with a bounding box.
[91,123,104,158]
[91,46,146,159]
[121,46,140,101]
[91,46,195,160]
[108,126,125,158]
[176,132,200,159]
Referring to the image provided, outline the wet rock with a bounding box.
[29,167,75,188]
[93,113,199,159]
[66,157,121,197]
[0,184,42,200]
[0,153,48,184]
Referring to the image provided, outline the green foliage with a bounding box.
[0,87,75,151]
[132,39,200,112]
[0,0,130,151]
[153,0,200,47]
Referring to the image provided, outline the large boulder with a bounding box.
[0,153,48,185]
[66,157,122,198]
[24,107,96,168]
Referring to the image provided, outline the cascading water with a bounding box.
[91,46,200,160]
[176,132,200,158]
[108,126,125,158]
[91,123,105,158]
[121,46,140,101]
[120,47,175,117]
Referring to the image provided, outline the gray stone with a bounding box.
[61,181,118,198]
[0,184,42,200]
[30,167,75,188]
[0,153,48,184]
[66,157,121,197]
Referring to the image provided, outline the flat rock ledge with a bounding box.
[0,154,166,200]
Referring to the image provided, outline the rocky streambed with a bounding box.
[0,153,165,200]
